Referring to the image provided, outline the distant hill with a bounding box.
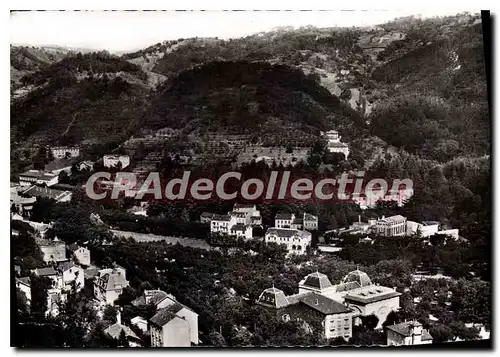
[142,60,366,147]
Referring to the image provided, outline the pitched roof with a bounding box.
[276,213,294,220]
[234,203,256,209]
[231,223,248,232]
[304,213,318,221]
[35,267,57,276]
[149,308,180,327]
[212,214,231,222]
[45,159,75,172]
[200,212,214,218]
[386,321,431,338]
[104,323,139,340]
[300,272,333,290]
[149,291,168,306]
[57,261,78,272]
[257,287,290,309]
[300,293,351,315]
[16,277,31,286]
[266,227,302,238]
[131,296,146,307]
[98,272,128,291]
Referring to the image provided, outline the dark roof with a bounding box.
[257,287,290,309]
[163,302,184,315]
[35,267,57,276]
[292,218,304,225]
[50,183,76,191]
[16,277,31,286]
[231,223,247,232]
[68,243,79,252]
[266,228,301,238]
[200,212,214,218]
[149,308,180,327]
[149,291,168,306]
[301,272,333,290]
[300,293,351,315]
[57,261,77,272]
[276,213,293,220]
[212,214,231,222]
[19,170,44,178]
[386,321,430,338]
[45,159,75,172]
[234,203,256,209]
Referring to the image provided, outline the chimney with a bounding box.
[358,215,361,224]
[116,308,121,325]
[315,299,319,306]
[382,215,385,220]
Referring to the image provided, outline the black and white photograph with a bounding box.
[9,8,491,349]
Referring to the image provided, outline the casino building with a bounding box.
[256,269,401,339]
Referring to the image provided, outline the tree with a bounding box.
[118,330,129,347]
[102,305,118,323]
[360,314,379,331]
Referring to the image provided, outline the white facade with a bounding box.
[321,130,350,158]
[103,155,130,169]
[210,215,237,235]
[94,267,129,305]
[386,322,433,346]
[72,246,91,266]
[16,278,31,304]
[60,264,85,293]
[265,228,312,255]
[150,316,191,347]
[51,146,80,159]
[374,215,407,237]
[352,188,414,210]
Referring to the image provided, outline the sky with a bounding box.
[10,9,478,53]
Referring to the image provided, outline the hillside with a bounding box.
[10,12,489,172]
[142,60,366,147]
[10,51,153,173]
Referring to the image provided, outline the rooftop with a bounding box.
[149,308,181,328]
[266,227,309,238]
[300,271,333,290]
[276,213,294,220]
[378,215,407,224]
[257,286,290,309]
[341,269,373,288]
[104,323,139,340]
[35,267,57,276]
[212,214,231,222]
[300,292,351,315]
[386,321,433,341]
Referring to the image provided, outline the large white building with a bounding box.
[275,212,318,230]
[50,146,80,159]
[103,155,130,169]
[94,266,129,305]
[352,188,414,210]
[257,269,401,339]
[373,215,407,237]
[208,203,261,239]
[264,227,312,255]
[386,321,433,346]
[321,130,350,158]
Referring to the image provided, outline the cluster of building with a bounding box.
[131,289,199,347]
[321,130,350,158]
[351,188,414,210]
[339,215,459,240]
[257,269,433,345]
[17,243,91,317]
[202,203,262,239]
[261,211,319,255]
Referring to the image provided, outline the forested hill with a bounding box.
[10,12,489,167]
[142,61,366,146]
